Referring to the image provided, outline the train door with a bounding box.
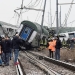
[20,26,32,41]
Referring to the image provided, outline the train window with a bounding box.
[24,27,30,34]
[59,35,66,37]
[69,33,74,38]
[9,28,13,31]
[55,34,66,37]
[25,30,28,33]
[74,33,75,37]
[58,34,66,37]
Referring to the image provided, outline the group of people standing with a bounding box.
[47,36,62,60]
[0,33,22,66]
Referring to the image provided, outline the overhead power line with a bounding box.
[62,0,74,26]
[35,0,43,22]
[67,20,75,24]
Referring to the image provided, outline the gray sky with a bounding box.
[0,0,75,27]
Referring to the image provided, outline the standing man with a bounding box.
[12,33,22,65]
[55,36,62,60]
[0,36,2,65]
[1,37,5,66]
[3,36,11,66]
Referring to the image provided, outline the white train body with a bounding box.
[55,31,75,42]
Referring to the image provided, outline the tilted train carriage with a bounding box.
[17,20,49,50]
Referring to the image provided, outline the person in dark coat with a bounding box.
[1,37,5,66]
[12,33,22,65]
[0,36,2,65]
[2,36,11,66]
[55,36,62,60]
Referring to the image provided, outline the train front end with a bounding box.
[17,21,39,50]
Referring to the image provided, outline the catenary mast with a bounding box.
[40,0,46,38]
[56,0,59,35]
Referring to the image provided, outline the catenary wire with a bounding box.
[62,0,74,26]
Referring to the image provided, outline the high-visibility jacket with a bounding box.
[48,40,56,51]
[40,39,43,45]
[43,39,47,45]
[53,39,56,46]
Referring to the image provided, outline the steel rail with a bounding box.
[15,59,26,75]
[29,51,75,71]
[20,51,60,75]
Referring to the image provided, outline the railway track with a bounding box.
[24,50,75,75]
[19,51,60,75]
[0,57,25,75]
[16,59,26,75]
[28,50,75,71]
[19,53,47,75]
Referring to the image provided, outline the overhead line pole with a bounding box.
[50,0,52,28]
[56,1,75,35]
[60,5,61,27]
[15,0,24,25]
[56,0,58,35]
[40,0,46,38]
[21,0,24,8]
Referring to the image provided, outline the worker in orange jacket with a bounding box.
[48,38,56,58]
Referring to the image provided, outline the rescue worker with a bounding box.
[48,38,56,58]
[40,36,47,50]
[55,36,62,60]
[62,38,66,48]
[52,37,57,58]
[66,38,70,49]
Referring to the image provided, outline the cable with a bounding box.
[35,0,43,22]
[67,20,75,24]
[21,0,42,14]
[33,0,42,7]
[9,12,18,25]
[9,13,16,23]
[62,0,74,26]
[52,12,56,25]
[26,0,39,8]
[26,0,33,7]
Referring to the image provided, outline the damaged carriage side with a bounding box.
[17,20,49,50]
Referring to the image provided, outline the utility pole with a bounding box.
[50,0,52,27]
[18,0,24,25]
[15,0,24,25]
[60,5,61,27]
[40,0,46,38]
[56,0,58,35]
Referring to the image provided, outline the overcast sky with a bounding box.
[0,0,75,27]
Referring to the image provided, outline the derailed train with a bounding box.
[17,20,49,50]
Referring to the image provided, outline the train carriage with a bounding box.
[17,20,49,50]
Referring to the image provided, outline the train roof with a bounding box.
[0,21,19,29]
[21,20,49,36]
